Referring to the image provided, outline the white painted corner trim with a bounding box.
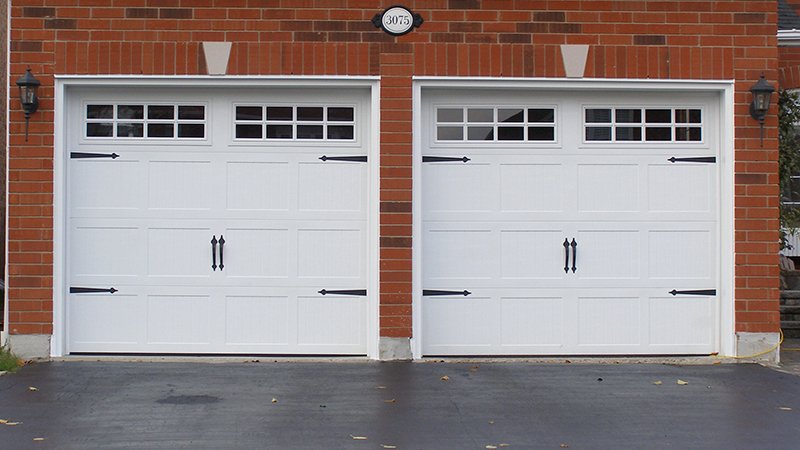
[410,77,736,359]
[51,76,381,358]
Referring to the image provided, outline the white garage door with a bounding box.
[66,87,371,354]
[421,89,719,356]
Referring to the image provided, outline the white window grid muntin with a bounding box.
[84,102,207,140]
[433,105,558,144]
[581,105,705,144]
[233,104,357,142]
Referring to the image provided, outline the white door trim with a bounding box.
[52,76,381,358]
[411,77,735,358]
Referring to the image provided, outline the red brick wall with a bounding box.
[7,0,780,339]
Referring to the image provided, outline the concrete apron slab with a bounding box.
[1,361,799,449]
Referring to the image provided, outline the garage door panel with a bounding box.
[500,230,566,280]
[298,162,365,212]
[69,293,142,347]
[224,295,290,345]
[148,160,213,211]
[225,161,289,211]
[577,164,640,213]
[297,296,367,349]
[500,297,564,346]
[575,230,640,280]
[423,163,494,213]
[577,297,641,346]
[648,230,713,280]
[71,225,141,278]
[500,163,565,212]
[297,229,364,279]
[424,229,494,281]
[222,228,290,279]
[147,227,214,278]
[649,296,714,347]
[422,296,495,351]
[146,294,213,345]
[70,159,142,214]
[648,164,713,213]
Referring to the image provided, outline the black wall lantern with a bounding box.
[749,73,775,147]
[16,67,40,142]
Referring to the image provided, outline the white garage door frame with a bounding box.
[51,75,381,358]
[411,77,736,359]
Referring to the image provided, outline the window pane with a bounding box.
[236,106,262,121]
[676,127,702,141]
[328,107,354,122]
[117,123,144,138]
[586,127,611,141]
[688,109,702,123]
[327,125,354,140]
[586,109,611,123]
[675,109,701,123]
[528,108,554,123]
[87,105,113,119]
[615,109,641,123]
[467,108,493,123]
[266,107,293,121]
[266,125,292,139]
[437,126,463,140]
[178,123,205,138]
[297,125,323,139]
[178,105,205,120]
[498,126,524,140]
[498,108,524,123]
[645,127,671,141]
[148,105,174,120]
[437,108,463,123]
[467,126,494,140]
[87,122,113,137]
[117,105,144,120]
[616,126,642,141]
[147,123,174,137]
[528,127,555,141]
[236,124,262,139]
[297,107,323,122]
[645,109,671,123]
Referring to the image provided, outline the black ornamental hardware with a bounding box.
[70,287,117,294]
[423,289,472,296]
[371,5,423,36]
[319,155,368,162]
[570,238,577,273]
[667,156,716,164]
[318,289,368,296]
[211,236,218,271]
[422,156,471,163]
[218,235,225,271]
[563,238,570,273]
[71,152,120,159]
[669,289,717,296]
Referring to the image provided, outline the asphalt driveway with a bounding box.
[1,359,800,449]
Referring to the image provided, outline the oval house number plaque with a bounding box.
[372,5,424,36]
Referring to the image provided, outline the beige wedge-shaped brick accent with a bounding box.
[202,42,232,76]
[560,44,589,78]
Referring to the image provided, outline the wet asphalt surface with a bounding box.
[1,358,800,449]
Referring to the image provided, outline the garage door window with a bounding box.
[85,104,206,139]
[435,106,556,142]
[584,107,702,143]
[234,105,355,141]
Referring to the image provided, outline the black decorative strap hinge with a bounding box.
[318,289,367,296]
[423,289,472,296]
[422,156,471,163]
[70,286,117,294]
[669,289,717,296]
[667,156,716,164]
[71,152,120,159]
[319,155,368,163]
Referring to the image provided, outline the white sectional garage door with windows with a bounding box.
[418,87,721,356]
[64,85,373,355]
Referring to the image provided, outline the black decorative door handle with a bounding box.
[563,238,570,273]
[218,235,225,271]
[211,236,218,271]
[570,238,577,273]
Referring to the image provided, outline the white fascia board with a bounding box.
[778,30,800,46]
[412,76,734,92]
[53,75,380,89]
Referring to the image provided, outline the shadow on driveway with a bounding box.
[1,360,800,449]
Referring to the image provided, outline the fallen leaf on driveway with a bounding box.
[488,420,495,425]
[440,375,450,381]
[350,435,368,440]
[560,444,569,448]
[0,419,7,424]
[486,446,498,449]
[28,386,38,392]
[653,381,663,385]
[779,406,793,411]
[5,422,20,426]
[271,398,278,403]
[380,445,397,449]
[469,365,479,372]
[677,380,689,385]
[499,444,511,447]
[376,386,387,389]
[33,438,45,441]
[384,399,396,403]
